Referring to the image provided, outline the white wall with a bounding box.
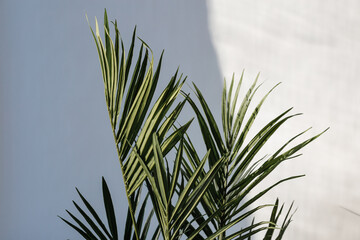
[208,1,360,239]
[1,0,359,239]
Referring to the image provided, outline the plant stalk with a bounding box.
[109,114,141,240]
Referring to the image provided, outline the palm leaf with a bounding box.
[131,133,226,240]
[60,178,116,240]
[86,10,189,239]
[60,178,156,240]
[182,72,327,239]
[102,177,118,240]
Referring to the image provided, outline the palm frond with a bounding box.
[131,133,227,240]
[86,10,189,239]
[182,73,327,239]
[60,178,155,240]
[59,178,117,240]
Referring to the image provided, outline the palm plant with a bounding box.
[60,10,327,240]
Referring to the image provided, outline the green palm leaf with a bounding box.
[131,133,226,240]
[182,72,327,239]
[86,10,190,239]
[60,178,155,240]
[60,178,117,240]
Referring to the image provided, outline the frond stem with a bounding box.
[109,111,141,240]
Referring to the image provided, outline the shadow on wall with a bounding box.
[0,0,232,239]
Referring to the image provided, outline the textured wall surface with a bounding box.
[1,0,359,239]
[208,1,360,239]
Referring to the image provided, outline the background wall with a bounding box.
[207,1,360,239]
[1,0,359,239]
[0,1,221,239]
